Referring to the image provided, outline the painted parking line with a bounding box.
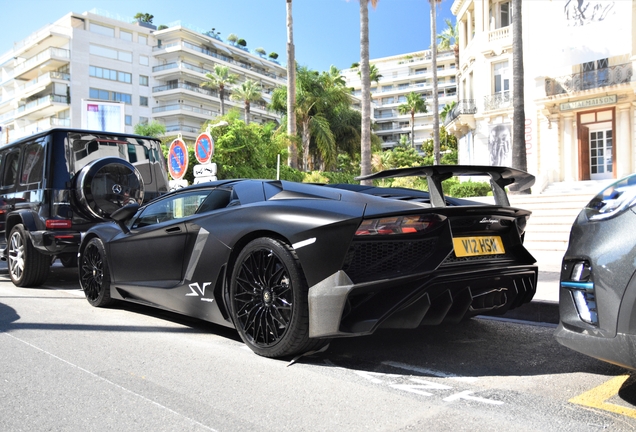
[569,375,636,418]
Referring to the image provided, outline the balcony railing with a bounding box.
[153,61,210,75]
[17,71,70,93]
[444,99,477,125]
[153,104,218,117]
[165,124,200,134]
[16,94,68,114]
[488,26,510,43]
[545,63,633,96]
[153,82,218,98]
[14,47,70,75]
[484,91,511,111]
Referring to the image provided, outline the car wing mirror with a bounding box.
[110,202,140,233]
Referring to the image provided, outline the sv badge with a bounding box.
[186,282,214,302]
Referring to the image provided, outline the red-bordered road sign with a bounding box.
[168,139,188,180]
[194,132,214,164]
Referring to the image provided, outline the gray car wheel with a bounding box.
[7,224,50,287]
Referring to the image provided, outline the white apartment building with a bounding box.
[0,9,286,145]
[447,0,635,191]
[342,50,457,153]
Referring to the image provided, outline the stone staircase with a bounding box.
[508,180,613,254]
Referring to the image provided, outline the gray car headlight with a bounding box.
[585,174,636,221]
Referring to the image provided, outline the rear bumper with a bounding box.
[29,230,81,255]
[308,264,537,338]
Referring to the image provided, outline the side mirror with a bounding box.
[110,202,140,233]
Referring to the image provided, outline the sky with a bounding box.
[0,0,455,72]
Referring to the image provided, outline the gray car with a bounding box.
[555,174,636,369]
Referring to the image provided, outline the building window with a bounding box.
[382,85,393,93]
[89,87,132,104]
[139,116,149,125]
[493,61,510,95]
[125,115,132,126]
[90,44,132,63]
[90,23,115,37]
[490,1,511,29]
[120,30,132,41]
[138,34,148,45]
[139,75,149,86]
[139,55,149,66]
[89,66,132,83]
[140,96,148,106]
[414,68,427,75]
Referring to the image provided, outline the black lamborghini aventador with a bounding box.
[78,165,538,358]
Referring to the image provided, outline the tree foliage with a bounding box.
[200,65,238,116]
[134,13,154,23]
[270,65,360,171]
[205,112,291,180]
[230,79,263,124]
[398,92,428,148]
[134,121,166,138]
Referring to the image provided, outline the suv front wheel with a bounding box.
[7,224,50,287]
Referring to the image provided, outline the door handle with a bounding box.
[165,226,182,234]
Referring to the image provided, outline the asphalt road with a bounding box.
[1,264,636,431]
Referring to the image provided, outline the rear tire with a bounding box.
[7,224,50,287]
[230,237,323,358]
[79,238,114,307]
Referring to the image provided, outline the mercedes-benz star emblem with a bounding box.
[112,184,123,194]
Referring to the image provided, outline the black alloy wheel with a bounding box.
[230,237,320,358]
[80,238,113,307]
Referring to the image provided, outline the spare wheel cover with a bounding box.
[75,157,144,220]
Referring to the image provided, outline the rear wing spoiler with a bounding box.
[355,165,535,207]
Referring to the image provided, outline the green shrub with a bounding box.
[322,171,357,184]
[447,180,492,198]
[302,171,329,184]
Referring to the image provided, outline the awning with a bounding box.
[212,43,233,56]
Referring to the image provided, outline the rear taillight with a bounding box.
[46,219,72,229]
[355,215,433,236]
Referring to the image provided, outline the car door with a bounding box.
[108,190,213,303]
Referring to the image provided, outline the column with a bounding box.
[467,10,473,44]
[563,115,574,182]
[616,105,632,178]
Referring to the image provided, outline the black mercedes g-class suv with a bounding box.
[0,128,169,287]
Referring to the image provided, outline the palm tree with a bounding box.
[200,65,238,116]
[286,0,298,169]
[230,79,263,124]
[511,0,528,190]
[440,100,457,122]
[398,92,427,148]
[430,0,441,164]
[359,0,379,185]
[437,18,459,101]
[270,66,353,171]
[356,63,383,85]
